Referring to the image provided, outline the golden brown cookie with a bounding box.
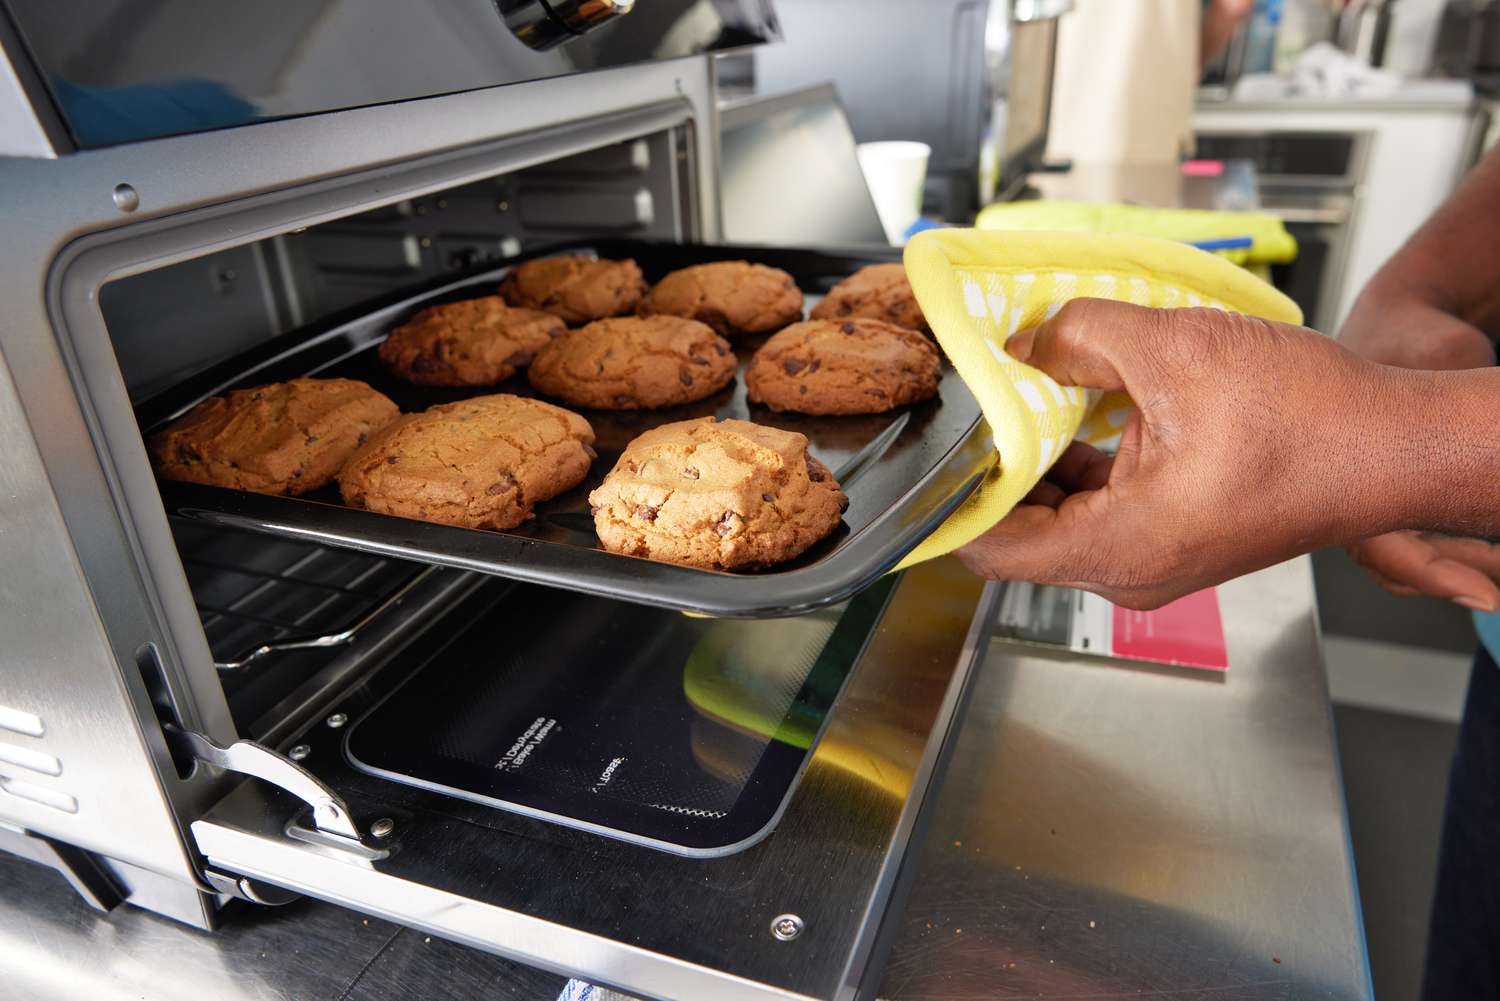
[498,255,646,325]
[338,394,595,532]
[639,261,803,336]
[589,417,845,570]
[150,378,399,496]
[379,296,563,387]
[527,316,737,411]
[809,263,927,331]
[745,319,941,415]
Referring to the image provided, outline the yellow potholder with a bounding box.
[974,199,1299,268]
[895,229,1301,569]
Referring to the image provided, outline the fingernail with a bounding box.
[1455,595,1500,613]
[1006,329,1035,363]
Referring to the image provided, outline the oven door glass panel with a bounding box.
[344,574,894,855]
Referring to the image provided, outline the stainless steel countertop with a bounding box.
[880,556,1371,1000]
[0,557,1370,1001]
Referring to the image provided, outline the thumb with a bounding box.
[1006,298,1162,393]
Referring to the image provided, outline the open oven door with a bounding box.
[186,559,999,1001]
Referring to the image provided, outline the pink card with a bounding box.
[1110,588,1229,671]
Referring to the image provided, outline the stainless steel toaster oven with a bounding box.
[0,3,1001,999]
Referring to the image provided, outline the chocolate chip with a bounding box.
[486,473,517,495]
[839,494,850,512]
[865,387,888,398]
[809,359,821,373]
[291,467,304,478]
[547,325,563,338]
[251,392,263,400]
[177,444,201,463]
[689,354,709,365]
[679,367,694,386]
[614,394,636,407]
[357,432,369,446]
[807,463,826,482]
[387,456,399,465]
[411,354,442,373]
[837,303,852,316]
[712,342,728,357]
[305,435,319,445]
[841,322,856,334]
[887,303,903,317]
[543,294,559,306]
[636,505,658,522]
[716,512,742,536]
[798,385,808,395]
[683,466,700,479]
[784,278,796,289]
[584,445,597,460]
[783,357,806,375]
[507,350,534,367]
[762,492,774,502]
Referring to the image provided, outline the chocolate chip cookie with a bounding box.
[379,296,563,387]
[745,319,941,415]
[527,315,737,410]
[589,417,845,570]
[809,262,927,332]
[150,378,399,496]
[639,261,803,336]
[498,255,646,325]
[338,394,595,532]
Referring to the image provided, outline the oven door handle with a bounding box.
[164,726,363,842]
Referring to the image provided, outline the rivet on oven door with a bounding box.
[770,914,804,942]
[288,744,311,761]
[326,712,348,729]
[370,818,395,839]
[111,183,139,213]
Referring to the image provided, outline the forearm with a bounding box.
[1350,148,1500,340]
[1375,366,1500,538]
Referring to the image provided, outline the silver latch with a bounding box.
[164,726,362,842]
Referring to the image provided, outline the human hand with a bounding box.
[1337,297,1499,609]
[1345,532,1500,613]
[956,298,1425,609]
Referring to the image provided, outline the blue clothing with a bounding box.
[1477,610,1500,664]
[1422,645,1500,1000]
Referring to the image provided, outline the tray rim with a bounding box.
[144,239,993,618]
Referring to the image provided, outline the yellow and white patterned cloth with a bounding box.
[895,228,1302,569]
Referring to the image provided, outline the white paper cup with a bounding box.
[856,141,930,246]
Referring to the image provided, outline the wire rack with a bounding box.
[171,518,427,729]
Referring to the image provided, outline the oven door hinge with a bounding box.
[163,726,363,842]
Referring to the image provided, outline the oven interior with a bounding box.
[99,124,906,857]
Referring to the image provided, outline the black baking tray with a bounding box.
[138,240,991,618]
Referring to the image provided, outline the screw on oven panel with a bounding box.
[770,914,804,942]
[370,818,395,839]
[288,744,311,762]
[111,183,139,213]
[326,712,348,729]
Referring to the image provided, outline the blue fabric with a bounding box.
[1476,610,1500,664]
[1421,645,1500,1000]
